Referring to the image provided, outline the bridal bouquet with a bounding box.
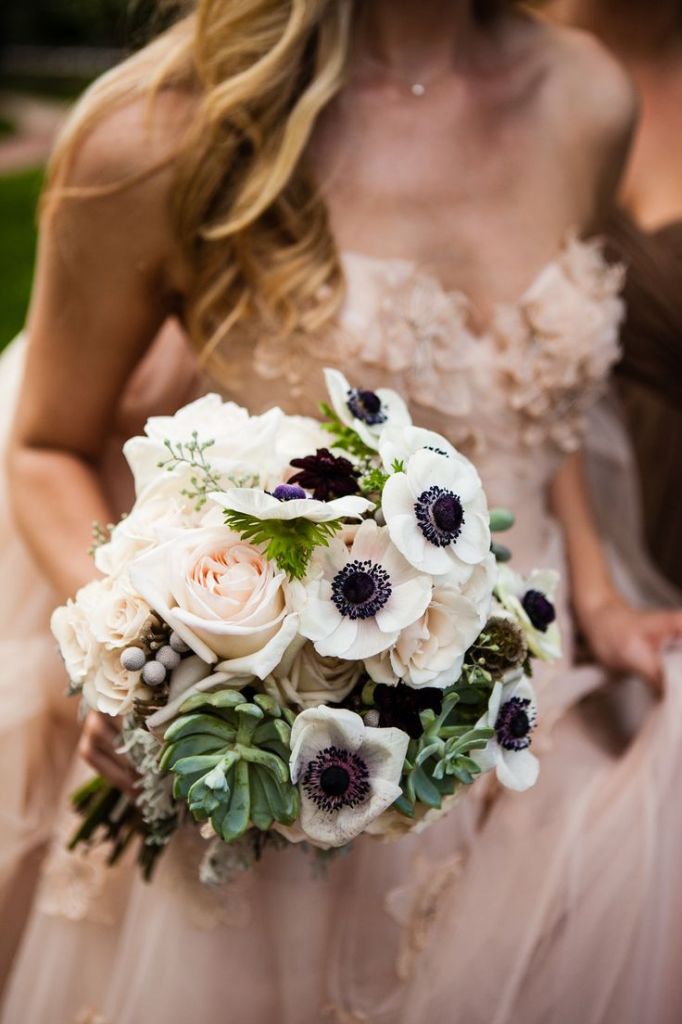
[52,369,560,882]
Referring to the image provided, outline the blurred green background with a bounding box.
[0,0,159,348]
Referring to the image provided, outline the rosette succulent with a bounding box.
[160,689,299,842]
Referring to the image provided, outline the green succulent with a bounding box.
[160,689,299,844]
[395,691,494,818]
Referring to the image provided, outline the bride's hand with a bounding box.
[581,596,682,691]
[79,711,138,797]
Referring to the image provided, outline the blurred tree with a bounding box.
[1,1,166,49]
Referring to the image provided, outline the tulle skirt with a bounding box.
[0,337,681,1024]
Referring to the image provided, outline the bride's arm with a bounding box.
[8,105,186,600]
[7,102,189,789]
[550,452,682,688]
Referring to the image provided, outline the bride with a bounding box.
[2,1,681,1021]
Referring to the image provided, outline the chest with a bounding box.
[310,83,594,323]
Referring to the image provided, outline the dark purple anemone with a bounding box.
[289,448,361,501]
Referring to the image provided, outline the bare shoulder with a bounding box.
[540,20,638,150]
[48,80,198,290]
[61,82,197,190]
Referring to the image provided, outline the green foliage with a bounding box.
[489,507,515,533]
[359,464,389,497]
[0,168,43,349]
[161,690,299,845]
[396,690,493,818]
[223,510,344,580]
[319,402,375,459]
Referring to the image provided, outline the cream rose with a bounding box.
[129,525,299,678]
[50,585,101,686]
[365,555,496,689]
[262,637,363,709]
[82,647,149,717]
[89,574,152,649]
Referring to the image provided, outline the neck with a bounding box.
[351,0,487,79]
[551,0,682,58]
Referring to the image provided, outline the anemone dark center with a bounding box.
[347,388,387,426]
[331,559,392,620]
[495,696,535,751]
[271,483,307,502]
[302,746,371,812]
[414,485,465,547]
[521,589,556,632]
[319,765,351,797]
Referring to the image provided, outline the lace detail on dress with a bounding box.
[384,852,464,982]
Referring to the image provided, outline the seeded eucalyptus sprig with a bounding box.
[222,510,344,580]
[157,432,223,510]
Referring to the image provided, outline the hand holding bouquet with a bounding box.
[52,369,560,881]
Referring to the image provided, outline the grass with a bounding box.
[0,167,44,349]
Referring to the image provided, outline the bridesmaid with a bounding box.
[550,0,682,591]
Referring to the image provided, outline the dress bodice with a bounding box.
[109,235,624,543]
[239,235,623,508]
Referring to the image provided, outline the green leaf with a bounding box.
[249,767,274,832]
[489,507,515,533]
[164,713,236,745]
[491,542,512,563]
[223,510,344,580]
[412,766,442,809]
[318,402,375,458]
[219,760,251,842]
[178,689,245,715]
[159,734,226,772]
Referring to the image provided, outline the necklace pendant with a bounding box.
[411,82,426,97]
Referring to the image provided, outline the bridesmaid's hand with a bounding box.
[79,711,138,797]
[581,597,682,691]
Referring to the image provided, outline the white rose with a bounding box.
[94,495,204,576]
[122,395,284,499]
[129,525,299,679]
[82,648,149,717]
[89,574,153,649]
[262,637,364,709]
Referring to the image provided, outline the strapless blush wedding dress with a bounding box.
[1,237,681,1024]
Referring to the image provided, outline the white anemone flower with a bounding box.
[382,447,491,577]
[495,565,561,660]
[471,673,539,792]
[296,519,432,660]
[209,486,373,523]
[378,425,460,472]
[324,368,411,450]
[289,705,409,847]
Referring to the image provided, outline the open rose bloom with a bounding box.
[52,370,560,878]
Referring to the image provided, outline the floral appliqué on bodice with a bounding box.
[253,234,624,465]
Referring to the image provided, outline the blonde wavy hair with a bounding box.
[46,0,508,376]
